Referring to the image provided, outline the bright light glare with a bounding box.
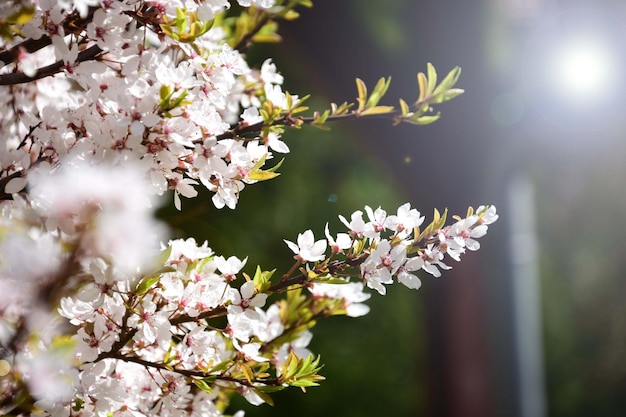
[549,38,616,102]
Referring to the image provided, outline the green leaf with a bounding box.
[135,275,161,295]
[361,105,395,116]
[309,276,350,285]
[417,72,428,103]
[248,170,280,181]
[284,351,299,379]
[254,385,287,393]
[175,8,187,33]
[355,78,368,112]
[72,398,84,412]
[193,378,215,393]
[253,266,276,291]
[432,66,462,99]
[426,62,437,95]
[410,113,441,125]
[209,359,233,374]
[437,87,465,103]
[266,158,284,173]
[399,98,410,116]
[240,363,254,383]
[159,85,173,101]
[365,77,391,108]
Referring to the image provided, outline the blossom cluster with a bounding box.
[1,0,294,212]
[293,203,499,296]
[6,199,495,416]
[0,154,496,416]
[0,1,496,416]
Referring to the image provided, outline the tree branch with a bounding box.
[0,44,103,86]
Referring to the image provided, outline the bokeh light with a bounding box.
[522,6,626,131]
[547,36,617,103]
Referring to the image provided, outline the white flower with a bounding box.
[254,304,284,342]
[241,107,263,125]
[360,239,409,295]
[228,281,268,317]
[215,255,248,281]
[420,244,452,278]
[284,229,327,262]
[310,281,371,317]
[384,203,425,236]
[364,205,388,239]
[396,257,425,290]
[338,210,367,238]
[324,223,352,255]
[265,131,290,153]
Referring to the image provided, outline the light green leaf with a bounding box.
[432,66,462,99]
[426,62,437,95]
[361,105,395,116]
[248,170,280,181]
[417,72,428,103]
[355,78,368,112]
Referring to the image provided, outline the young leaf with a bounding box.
[365,77,391,108]
[417,72,428,103]
[355,78,368,112]
[426,62,437,95]
[361,105,395,116]
[248,170,280,181]
[432,66,462,100]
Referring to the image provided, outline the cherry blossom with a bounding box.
[284,229,328,262]
[0,2,497,415]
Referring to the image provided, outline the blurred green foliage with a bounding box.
[536,148,626,417]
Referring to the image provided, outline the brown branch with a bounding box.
[0,44,104,86]
[267,253,368,293]
[0,171,25,201]
[104,352,282,386]
[0,6,99,68]
[214,111,392,142]
[0,37,53,68]
[169,306,227,325]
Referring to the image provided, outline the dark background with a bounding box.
[164,1,626,416]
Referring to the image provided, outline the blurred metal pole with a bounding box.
[508,174,546,417]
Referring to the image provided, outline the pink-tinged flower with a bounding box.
[85,8,128,50]
[361,240,408,295]
[324,223,352,255]
[477,205,499,225]
[284,230,327,262]
[364,205,388,239]
[215,255,248,281]
[396,257,425,290]
[128,301,171,347]
[420,244,452,278]
[384,203,425,236]
[339,210,367,238]
[168,172,199,211]
[228,281,268,317]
